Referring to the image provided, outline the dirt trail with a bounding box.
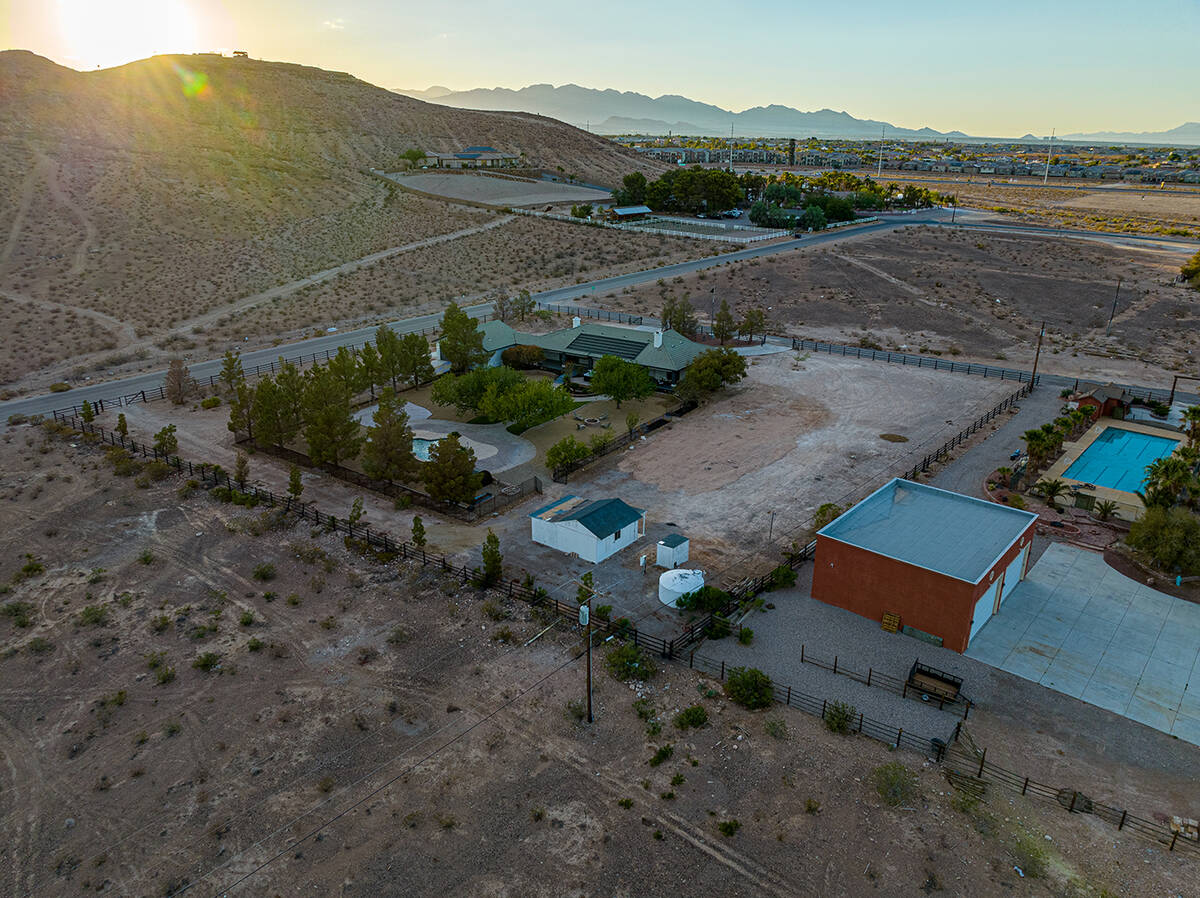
[830,251,925,297]
[40,155,97,279]
[172,214,516,335]
[0,157,47,275]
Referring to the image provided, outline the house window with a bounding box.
[613,529,621,541]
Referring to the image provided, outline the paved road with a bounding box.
[4,208,1196,421]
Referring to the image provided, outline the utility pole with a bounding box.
[581,600,592,723]
[1030,321,1046,387]
[768,509,776,544]
[1106,277,1122,336]
[1043,128,1054,186]
[876,126,885,179]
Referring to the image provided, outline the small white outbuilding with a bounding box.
[529,495,647,564]
[656,533,689,569]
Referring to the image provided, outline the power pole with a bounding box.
[1106,277,1122,336]
[1030,321,1046,387]
[1043,128,1054,186]
[876,126,885,179]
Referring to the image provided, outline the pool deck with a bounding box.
[1041,419,1185,521]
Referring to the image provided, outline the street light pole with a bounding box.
[768,509,776,544]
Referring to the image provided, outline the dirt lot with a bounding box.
[1,425,1195,897]
[580,225,1200,385]
[397,171,612,208]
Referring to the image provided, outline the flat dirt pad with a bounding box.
[400,172,611,207]
[1050,189,1200,219]
[573,351,1015,581]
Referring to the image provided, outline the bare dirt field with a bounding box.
[1,425,1194,897]
[581,225,1200,385]
[205,216,725,345]
[513,352,1016,589]
[396,171,612,207]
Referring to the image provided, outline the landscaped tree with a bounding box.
[411,515,426,548]
[589,355,655,408]
[374,324,404,390]
[422,432,480,504]
[219,351,245,397]
[1181,249,1200,290]
[287,465,304,502]
[1183,405,1200,448]
[676,347,748,404]
[612,171,647,206]
[234,452,250,488]
[545,434,591,471]
[660,296,698,336]
[1034,478,1069,512]
[250,377,295,449]
[274,359,306,435]
[326,346,364,396]
[1141,456,1195,509]
[514,289,536,322]
[1127,506,1200,574]
[625,411,640,436]
[80,399,95,423]
[480,378,575,432]
[712,299,735,345]
[397,332,435,388]
[153,424,178,456]
[358,341,383,400]
[478,529,502,587]
[360,388,419,485]
[164,358,194,405]
[116,413,128,439]
[737,307,766,339]
[432,366,525,416]
[799,204,827,231]
[1094,499,1119,522]
[228,380,255,441]
[301,366,363,467]
[400,147,426,168]
[438,302,487,373]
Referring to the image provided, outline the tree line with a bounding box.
[611,168,743,214]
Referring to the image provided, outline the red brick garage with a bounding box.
[812,478,1038,653]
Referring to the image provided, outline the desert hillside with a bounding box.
[0,51,663,387]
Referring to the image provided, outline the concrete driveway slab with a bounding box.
[967,543,1200,745]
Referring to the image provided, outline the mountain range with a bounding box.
[396,84,1200,146]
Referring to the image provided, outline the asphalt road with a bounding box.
[3,208,1196,420]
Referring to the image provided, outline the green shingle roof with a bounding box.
[479,320,707,374]
[558,498,645,538]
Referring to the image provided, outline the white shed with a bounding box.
[529,495,647,564]
[656,533,689,569]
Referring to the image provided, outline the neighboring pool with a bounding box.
[413,438,438,461]
[1062,427,1181,493]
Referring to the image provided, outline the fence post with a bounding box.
[800,644,804,664]
[1068,792,1078,813]
[689,650,694,669]
[786,685,791,705]
[978,747,987,778]
[1021,777,1029,796]
[833,656,838,675]
[858,712,864,733]
[720,660,725,681]
[1170,831,1178,851]
[896,728,903,747]
[867,668,872,687]
[1117,810,1126,830]
[821,699,827,719]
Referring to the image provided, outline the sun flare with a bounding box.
[56,0,200,69]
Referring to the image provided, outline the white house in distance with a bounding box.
[529,495,647,564]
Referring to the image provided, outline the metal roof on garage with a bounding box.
[817,478,1037,584]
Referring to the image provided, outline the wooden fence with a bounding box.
[944,744,1200,857]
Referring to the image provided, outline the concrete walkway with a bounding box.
[967,543,1200,746]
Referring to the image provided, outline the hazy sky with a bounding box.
[4,0,1197,135]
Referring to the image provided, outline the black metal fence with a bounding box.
[795,644,971,719]
[900,383,1033,481]
[540,303,643,325]
[791,337,1041,384]
[686,650,946,758]
[944,744,1200,857]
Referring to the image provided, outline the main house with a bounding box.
[427,146,520,169]
[479,318,709,384]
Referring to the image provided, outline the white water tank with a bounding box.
[658,569,705,607]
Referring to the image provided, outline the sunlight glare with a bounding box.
[56,0,200,70]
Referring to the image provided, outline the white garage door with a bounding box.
[1000,546,1028,604]
[969,580,1000,643]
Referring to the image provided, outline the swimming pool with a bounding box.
[1062,427,1181,493]
[412,438,439,462]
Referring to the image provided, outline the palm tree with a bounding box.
[1022,429,1049,472]
[1094,499,1119,522]
[995,466,1013,488]
[1142,456,1192,508]
[1035,478,1069,512]
[1184,405,1200,449]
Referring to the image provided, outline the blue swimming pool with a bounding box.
[413,438,438,461]
[1062,427,1181,493]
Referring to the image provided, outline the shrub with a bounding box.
[675,585,730,614]
[632,698,655,720]
[606,642,655,681]
[239,611,254,627]
[1127,506,1200,575]
[28,636,54,654]
[77,604,108,627]
[247,637,264,652]
[673,705,708,729]
[15,553,45,582]
[594,604,612,621]
[200,396,221,409]
[49,382,71,393]
[737,626,754,645]
[824,700,856,734]
[805,798,821,815]
[2,601,35,628]
[252,562,276,581]
[151,614,171,633]
[193,652,221,672]
[717,819,740,837]
[764,717,788,740]
[725,667,773,710]
[706,614,731,640]
[767,565,797,590]
[500,344,544,369]
[648,744,673,767]
[872,762,919,806]
[156,665,177,685]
